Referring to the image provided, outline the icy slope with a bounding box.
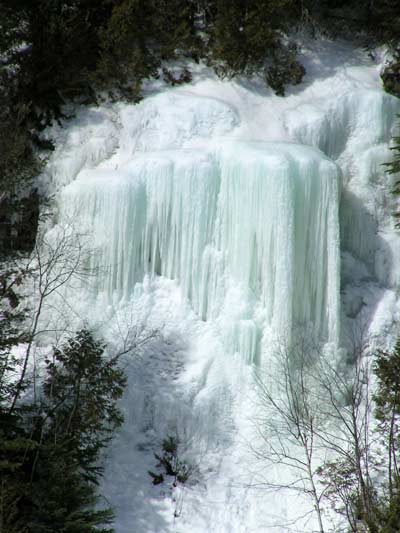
[41,40,400,532]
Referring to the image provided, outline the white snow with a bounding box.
[39,39,400,532]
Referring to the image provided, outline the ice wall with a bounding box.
[46,79,400,380]
[286,90,400,288]
[60,140,340,360]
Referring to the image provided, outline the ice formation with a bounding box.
[43,41,400,532]
[60,141,340,362]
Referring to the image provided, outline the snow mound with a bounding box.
[119,93,239,154]
[44,107,120,188]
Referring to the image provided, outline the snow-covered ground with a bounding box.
[39,39,400,532]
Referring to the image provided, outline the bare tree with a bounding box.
[253,332,327,533]
[313,337,377,532]
[251,323,382,533]
[6,223,93,414]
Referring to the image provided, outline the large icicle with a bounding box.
[60,140,340,359]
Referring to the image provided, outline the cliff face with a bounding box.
[38,40,400,532]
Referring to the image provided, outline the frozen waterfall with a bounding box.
[42,42,400,533]
[60,141,340,362]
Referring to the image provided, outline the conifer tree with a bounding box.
[385,120,400,178]
[385,120,400,228]
[374,340,400,500]
[154,0,198,60]
[209,0,303,93]
[0,265,36,531]
[210,0,248,76]
[96,0,158,98]
[0,329,126,532]
[42,330,126,481]
[368,0,400,43]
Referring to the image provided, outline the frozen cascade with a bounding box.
[287,90,398,163]
[60,141,340,361]
[42,43,400,531]
[286,89,400,286]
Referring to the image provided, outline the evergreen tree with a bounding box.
[374,340,400,499]
[0,408,35,533]
[387,120,400,227]
[42,329,126,481]
[0,329,126,532]
[154,0,198,61]
[0,39,43,252]
[385,120,400,177]
[368,0,400,44]
[96,0,158,100]
[380,477,400,533]
[21,440,114,533]
[300,0,400,43]
[0,264,36,531]
[1,0,112,128]
[209,0,249,76]
[372,340,400,531]
[382,115,400,227]
[209,0,304,93]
